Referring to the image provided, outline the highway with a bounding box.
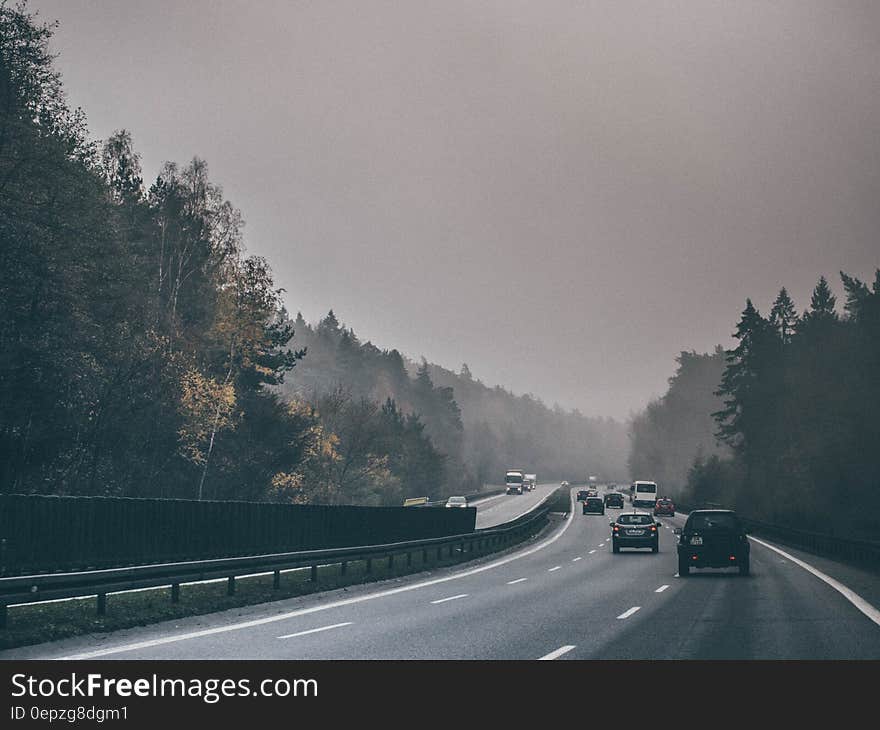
[3,485,879,660]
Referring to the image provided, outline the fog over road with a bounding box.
[4,487,878,660]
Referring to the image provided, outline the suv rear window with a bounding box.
[618,514,653,525]
[686,513,741,531]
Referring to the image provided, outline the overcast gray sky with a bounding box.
[31,0,880,419]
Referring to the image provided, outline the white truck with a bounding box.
[505,469,525,495]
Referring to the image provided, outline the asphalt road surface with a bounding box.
[4,486,879,660]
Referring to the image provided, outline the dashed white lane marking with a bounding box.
[749,536,880,628]
[589,550,596,554]
[57,493,581,659]
[539,645,576,660]
[617,606,641,619]
[572,557,582,562]
[430,593,468,604]
[548,566,561,572]
[655,585,669,593]
[673,573,680,578]
[507,578,527,585]
[278,622,352,639]
[598,543,605,547]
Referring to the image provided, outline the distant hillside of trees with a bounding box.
[630,274,880,538]
[627,348,729,494]
[1,4,626,506]
[277,313,630,494]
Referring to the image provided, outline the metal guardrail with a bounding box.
[0,502,551,628]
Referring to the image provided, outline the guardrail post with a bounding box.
[448,544,454,558]
[388,554,394,570]
[437,547,442,561]
[273,570,280,589]
[365,558,372,574]
[406,552,412,567]
[171,583,180,603]
[0,604,6,629]
[422,548,428,563]
[227,576,235,595]
[96,593,106,616]
[340,561,347,576]
[310,565,318,582]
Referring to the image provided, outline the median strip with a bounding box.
[278,622,352,639]
[539,645,575,660]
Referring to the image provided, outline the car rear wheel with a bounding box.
[678,558,689,576]
[652,543,658,553]
[612,542,620,554]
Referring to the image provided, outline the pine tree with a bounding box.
[769,287,799,344]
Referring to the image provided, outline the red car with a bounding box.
[654,498,675,517]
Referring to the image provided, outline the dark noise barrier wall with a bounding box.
[0,494,477,575]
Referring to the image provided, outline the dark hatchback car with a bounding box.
[675,510,750,576]
[653,498,675,516]
[610,513,659,552]
[577,490,589,502]
[582,496,605,515]
[604,492,624,509]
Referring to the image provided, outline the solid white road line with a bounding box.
[58,493,579,660]
[278,622,352,639]
[589,550,596,554]
[430,593,468,604]
[507,578,527,585]
[749,536,880,628]
[617,607,641,619]
[572,557,582,562]
[539,645,576,660]
[655,585,669,593]
[548,566,561,572]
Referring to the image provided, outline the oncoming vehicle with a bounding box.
[675,510,750,576]
[524,473,537,491]
[610,512,659,553]
[632,480,658,508]
[654,498,675,516]
[582,496,605,515]
[604,492,624,509]
[445,496,468,508]
[505,469,525,495]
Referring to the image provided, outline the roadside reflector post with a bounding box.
[365,558,372,574]
[273,570,280,589]
[310,565,318,582]
[0,604,6,629]
[171,583,180,603]
[422,548,428,563]
[340,561,347,576]
[387,554,394,571]
[227,576,235,595]
[96,593,106,616]
[406,552,412,567]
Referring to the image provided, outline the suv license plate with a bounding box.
[691,536,703,545]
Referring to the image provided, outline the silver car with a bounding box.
[445,496,468,508]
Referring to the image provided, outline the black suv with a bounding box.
[675,510,750,576]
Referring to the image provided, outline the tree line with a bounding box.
[629,274,880,538]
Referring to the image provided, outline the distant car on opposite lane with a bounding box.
[445,496,468,508]
[610,512,660,553]
[582,496,605,515]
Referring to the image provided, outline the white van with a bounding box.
[632,480,658,509]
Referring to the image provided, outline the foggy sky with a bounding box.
[30,0,880,419]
